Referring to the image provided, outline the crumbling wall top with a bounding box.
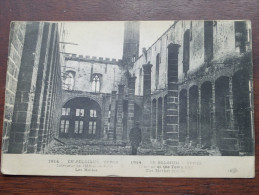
[64,53,122,65]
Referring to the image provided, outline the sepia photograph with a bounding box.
[1,20,254,177]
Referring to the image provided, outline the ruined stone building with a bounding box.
[61,21,253,155]
[2,22,63,153]
[2,21,254,155]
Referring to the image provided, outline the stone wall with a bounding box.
[62,55,124,93]
[131,20,253,154]
[132,20,252,95]
[2,22,26,152]
[2,22,63,154]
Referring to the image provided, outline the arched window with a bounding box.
[235,21,248,53]
[138,68,142,95]
[92,74,100,93]
[183,29,190,73]
[64,71,74,90]
[204,21,213,65]
[155,53,160,89]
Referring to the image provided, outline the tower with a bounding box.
[122,21,140,67]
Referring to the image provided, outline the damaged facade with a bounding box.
[60,21,253,155]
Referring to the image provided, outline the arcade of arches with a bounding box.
[176,71,253,154]
[149,69,253,155]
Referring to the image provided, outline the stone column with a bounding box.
[48,45,60,143]
[108,91,117,140]
[186,89,190,143]
[221,77,239,155]
[37,24,57,152]
[211,82,217,148]
[8,22,44,153]
[229,77,235,130]
[155,99,159,140]
[116,85,124,141]
[142,64,152,144]
[27,23,51,153]
[127,76,136,139]
[161,97,164,141]
[248,77,254,146]
[46,65,57,144]
[166,44,180,148]
[197,86,202,147]
[103,94,110,139]
[42,36,58,150]
[54,65,62,139]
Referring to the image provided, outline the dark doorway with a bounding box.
[215,76,229,141]
[179,89,187,142]
[215,76,242,155]
[60,97,102,139]
[152,99,157,139]
[163,95,167,140]
[189,85,198,144]
[157,97,163,140]
[134,103,143,126]
[233,70,252,153]
[201,81,212,147]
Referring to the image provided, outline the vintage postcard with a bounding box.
[1,21,254,177]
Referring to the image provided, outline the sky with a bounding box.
[62,21,174,60]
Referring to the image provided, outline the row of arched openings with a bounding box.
[178,70,252,152]
[151,95,167,141]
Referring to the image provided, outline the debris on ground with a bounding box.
[44,138,220,156]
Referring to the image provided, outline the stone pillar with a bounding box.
[197,86,202,147]
[229,77,235,130]
[37,24,57,152]
[42,35,58,150]
[142,64,152,144]
[46,45,60,145]
[166,44,180,148]
[27,23,51,153]
[211,82,217,148]
[161,97,164,141]
[46,66,57,144]
[155,99,159,140]
[54,64,62,139]
[127,76,136,139]
[221,77,239,155]
[103,94,111,139]
[108,91,117,140]
[186,89,190,143]
[249,77,254,146]
[8,22,44,153]
[116,85,124,141]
